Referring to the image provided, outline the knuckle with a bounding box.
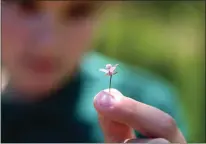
[124,138,170,144]
[161,113,177,135]
[149,138,170,144]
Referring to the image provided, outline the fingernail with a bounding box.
[94,91,115,108]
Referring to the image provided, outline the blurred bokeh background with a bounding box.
[93,1,205,143]
[1,1,205,143]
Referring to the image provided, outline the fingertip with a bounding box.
[103,88,123,96]
[93,88,123,112]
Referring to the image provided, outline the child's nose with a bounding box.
[34,15,59,53]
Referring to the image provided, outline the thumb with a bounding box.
[94,89,136,143]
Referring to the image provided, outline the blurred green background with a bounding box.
[93,1,205,143]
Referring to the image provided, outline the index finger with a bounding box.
[93,89,186,144]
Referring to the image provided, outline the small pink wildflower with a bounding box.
[99,64,119,92]
[99,64,118,76]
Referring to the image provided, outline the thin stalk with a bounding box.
[109,75,112,93]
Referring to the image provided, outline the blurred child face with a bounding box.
[2,1,100,95]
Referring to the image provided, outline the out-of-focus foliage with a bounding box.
[93,1,205,142]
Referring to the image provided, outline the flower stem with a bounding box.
[109,75,112,93]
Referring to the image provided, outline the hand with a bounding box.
[93,89,186,143]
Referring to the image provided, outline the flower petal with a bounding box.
[109,66,117,73]
[99,69,108,73]
[113,71,118,75]
[113,64,119,68]
[106,64,112,69]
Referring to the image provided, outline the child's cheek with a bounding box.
[2,11,30,71]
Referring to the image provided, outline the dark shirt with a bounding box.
[1,52,188,143]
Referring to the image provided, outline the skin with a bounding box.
[2,1,96,97]
[2,1,186,143]
[94,89,187,143]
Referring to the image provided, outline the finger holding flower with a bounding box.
[95,64,186,143]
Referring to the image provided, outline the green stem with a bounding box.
[109,75,112,93]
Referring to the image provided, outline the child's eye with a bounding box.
[2,0,38,15]
[18,0,38,15]
[65,2,99,20]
